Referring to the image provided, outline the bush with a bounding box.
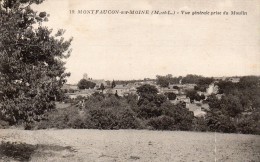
[0,120,9,129]
[192,117,208,132]
[137,102,163,119]
[165,92,176,100]
[35,106,80,129]
[115,108,141,129]
[236,113,260,135]
[101,96,121,108]
[88,108,117,129]
[147,115,175,130]
[0,141,37,161]
[87,107,141,129]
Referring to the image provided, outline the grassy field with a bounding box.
[0,129,259,162]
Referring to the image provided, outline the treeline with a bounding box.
[33,84,194,131]
[202,76,260,134]
[29,76,259,134]
[113,79,155,85]
[34,76,259,134]
[156,74,214,92]
[1,75,259,134]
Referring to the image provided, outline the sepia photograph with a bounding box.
[0,0,259,161]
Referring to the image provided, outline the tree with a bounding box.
[136,84,158,99]
[165,92,176,100]
[156,74,181,87]
[77,79,96,89]
[111,80,116,88]
[195,77,214,92]
[186,90,199,102]
[0,0,72,124]
[182,74,203,84]
[238,76,259,89]
[99,83,105,92]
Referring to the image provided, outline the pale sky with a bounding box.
[33,0,260,84]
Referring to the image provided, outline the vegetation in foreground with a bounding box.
[0,141,75,161]
[0,141,37,161]
[32,77,260,135]
[0,76,259,135]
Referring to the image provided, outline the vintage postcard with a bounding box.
[0,0,259,161]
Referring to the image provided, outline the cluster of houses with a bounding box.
[62,75,224,117]
[61,75,243,117]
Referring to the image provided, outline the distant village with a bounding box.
[61,74,241,118]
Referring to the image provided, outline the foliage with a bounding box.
[136,85,166,118]
[161,102,194,130]
[236,110,260,134]
[88,107,140,129]
[238,76,260,89]
[147,115,175,130]
[0,0,72,124]
[35,106,80,129]
[0,120,9,129]
[136,84,159,104]
[77,79,96,89]
[205,111,237,133]
[156,74,181,87]
[0,141,37,161]
[165,92,176,100]
[192,117,208,132]
[194,77,214,92]
[172,86,180,90]
[137,101,163,119]
[186,90,204,102]
[111,80,116,88]
[181,74,204,84]
[205,76,260,134]
[101,95,121,108]
[99,83,105,92]
[32,75,260,134]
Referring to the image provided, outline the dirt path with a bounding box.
[0,129,259,162]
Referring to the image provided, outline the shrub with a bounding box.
[115,108,141,129]
[88,108,118,129]
[147,115,175,130]
[34,106,80,129]
[165,92,177,100]
[192,117,208,132]
[101,96,121,108]
[87,107,141,129]
[137,102,163,119]
[236,113,260,135]
[0,141,37,161]
[0,120,9,129]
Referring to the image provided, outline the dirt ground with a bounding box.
[0,129,259,162]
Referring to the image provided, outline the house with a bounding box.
[171,94,190,105]
[62,84,78,90]
[193,109,206,117]
[227,77,240,83]
[159,87,179,94]
[62,84,79,93]
[216,94,223,100]
[206,84,218,95]
[182,84,196,90]
[186,103,207,117]
[83,74,107,87]
[112,85,130,96]
[214,77,226,81]
[66,89,98,99]
[129,87,137,94]
[201,103,210,111]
